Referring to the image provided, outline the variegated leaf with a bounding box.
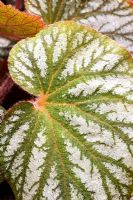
[1,21,133,200]
[25,0,133,56]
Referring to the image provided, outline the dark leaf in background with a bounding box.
[1,0,24,10]
[0,58,14,105]
[2,84,34,109]
[0,181,15,200]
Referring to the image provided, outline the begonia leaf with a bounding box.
[0,21,133,200]
[25,0,133,56]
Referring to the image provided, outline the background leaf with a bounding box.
[1,21,133,200]
[1,0,24,10]
[25,0,133,56]
[0,1,45,40]
[0,37,15,59]
[0,181,15,200]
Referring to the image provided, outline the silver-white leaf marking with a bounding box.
[65,140,107,200]
[53,33,67,63]
[4,122,30,157]
[68,75,133,99]
[34,39,48,78]
[23,129,47,200]
[41,164,61,200]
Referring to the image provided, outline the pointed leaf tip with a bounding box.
[1,21,133,200]
[0,1,45,40]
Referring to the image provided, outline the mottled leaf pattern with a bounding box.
[0,1,44,40]
[0,105,5,124]
[25,0,133,56]
[1,22,133,200]
[0,105,5,182]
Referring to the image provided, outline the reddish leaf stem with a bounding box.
[0,75,14,104]
[15,0,22,10]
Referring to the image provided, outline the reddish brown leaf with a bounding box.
[127,0,133,6]
[0,1,45,40]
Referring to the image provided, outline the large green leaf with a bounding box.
[25,0,133,56]
[1,21,133,200]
